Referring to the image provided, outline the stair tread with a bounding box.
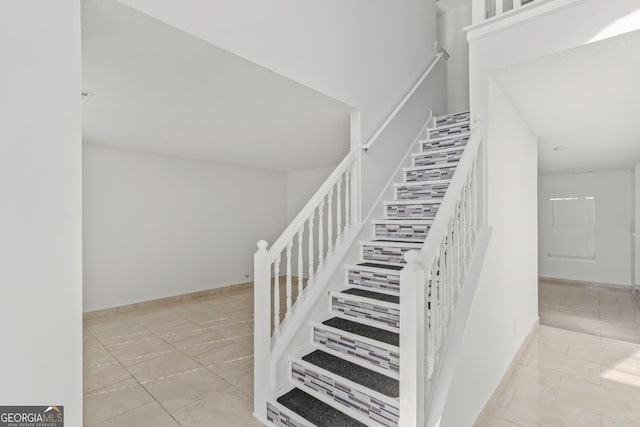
[322,317,399,347]
[356,262,403,271]
[342,288,400,304]
[302,350,399,398]
[277,388,367,427]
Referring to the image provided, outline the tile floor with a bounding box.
[480,280,640,427]
[539,279,640,343]
[84,280,640,426]
[83,287,259,427]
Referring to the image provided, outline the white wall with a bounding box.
[83,145,288,312]
[438,3,472,113]
[539,170,633,286]
[468,0,640,120]
[286,167,334,222]
[0,1,82,424]
[442,79,539,426]
[116,0,437,141]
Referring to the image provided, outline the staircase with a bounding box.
[262,111,473,427]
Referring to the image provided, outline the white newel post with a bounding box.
[253,240,272,420]
[400,250,426,427]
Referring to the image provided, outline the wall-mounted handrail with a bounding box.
[361,52,447,152]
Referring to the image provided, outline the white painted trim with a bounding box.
[269,226,362,369]
[309,324,399,379]
[309,321,399,353]
[418,126,484,269]
[330,291,399,310]
[360,240,423,249]
[465,0,590,42]
[362,53,447,151]
[373,219,434,225]
[435,110,471,120]
[345,283,400,297]
[269,151,356,258]
[394,180,451,188]
[289,378,387,427]
[425,227,493,427]
[403,162,459,172]
[289,356,399,408]
[412,146,466,158]
[330,313,400,333]
[359,258,406,269]
[384,199,442,206]
[266,399,318,427]
[426,121,471,133]
[372,237,426,245]
[425,132,472,143]
[344,263,402,275]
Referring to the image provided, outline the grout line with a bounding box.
[90,330,185,427]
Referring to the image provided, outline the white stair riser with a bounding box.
[385,203,439,219]
[428,122,470,139]
[348,267,400,294]
[405,167,456,183]
[267,403,309,427]
[313,326,399,374]
[362,243,413,264]
[436,112,470,127]
[396,182,448,200]
[291,362,399,427]
[374,222,430,241]
[422,135,469,151]
[331,295,400,330]
[413,150,463,168]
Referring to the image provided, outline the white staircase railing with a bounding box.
[399,122,485,427]
[253,117,362,418]
[480,0,535,21]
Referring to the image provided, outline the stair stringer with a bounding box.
[270,116,434,390]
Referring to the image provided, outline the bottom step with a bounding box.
[273,388,366,427]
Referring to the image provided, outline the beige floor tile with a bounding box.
[84,346,116,368]
[208,356,254,398]
[84,361,133,393]
[126,350,202,384]
[193,334,254,367]
[170,384,255,427]
[109,337,175,366]
[475,416,524,427]
[84,380,154,426]
[602,416,637,427]
[504,388,601,427]
[557,376,640,425]
[172,330,231,357]
[143,368,230,413]
[93,401,179,427]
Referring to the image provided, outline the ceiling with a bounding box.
[81,0,352,172]
[495,29,640,174]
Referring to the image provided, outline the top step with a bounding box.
[436,111,470,127]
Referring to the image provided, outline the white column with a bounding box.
[253,240,271,419]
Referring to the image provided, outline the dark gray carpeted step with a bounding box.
[342,288,400,304]
[322,317,399,347]
[277,388,367,427]
[358,262,403,271]
[302,350,399,398]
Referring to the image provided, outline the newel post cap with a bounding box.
[257,240,269,251]
[404,250,421,265]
